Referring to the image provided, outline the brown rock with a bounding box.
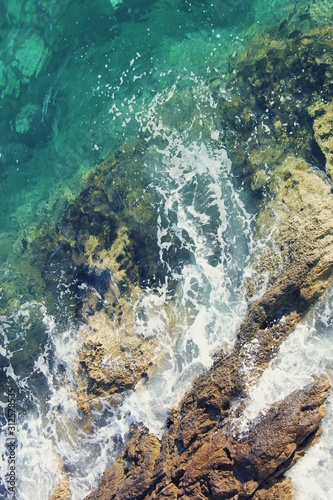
[86,379,329,500]
[85,425,161,500]
[252,477,293,500]
[49,477,72,500]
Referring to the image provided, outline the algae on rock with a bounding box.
[26,144,170,411]
[309,99,333,181]
[14,103,40,134]
[0,60,19,100]
[213,14,333,301]
[12,34,51,82]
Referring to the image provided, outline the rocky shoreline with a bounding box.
[1,2,332,499]
[79,9,333,500]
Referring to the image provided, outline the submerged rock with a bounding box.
[214,15,333,304]
[11,33,51,83]
[309,99,333,180]
[28,145,166,411]
[15,102,40,134]
[0,60,19,100]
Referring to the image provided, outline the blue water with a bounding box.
[0,0,332,499]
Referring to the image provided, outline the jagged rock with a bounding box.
[30,146,166,410]
[215,17,333,303]
[86,426,161,500]
[0,140,166,406]
[86,379,329,500]
[76,288,159,411]
[252,477,293,500]
[309,99,333,181]
[76,9,333,418]
[219,22,333,189]
[60,161,163,410]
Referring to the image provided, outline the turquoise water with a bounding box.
[0,0,332,499]
[0,0,251,232]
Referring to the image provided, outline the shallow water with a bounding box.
[1,0,332,498]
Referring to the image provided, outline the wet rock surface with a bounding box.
[85,11,333,500]
[85,378,329,500]
[0,141,164,404]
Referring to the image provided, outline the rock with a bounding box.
[15,103,40,134]
[4,0,23,24]
[250,169,269,192]
[308,99,333,181]
[0,139,165,404]
[0,60,19,100]
[215,16,333,304]
[49,477,72,500]
[248,155,333,307]
[11,34,51,82]
[85,425,161,500]
[61,169,162,410]
[85,11,333,499]
[76,287,159,411]
[252,477,293,500]
[30,146,166,410]
[219,22,333,190]
[2,8,331,497]
[85,379,329,499]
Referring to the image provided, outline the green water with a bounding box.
[0,0,294,237]
[0,0,263,319]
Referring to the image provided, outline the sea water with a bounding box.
[0,0,332,499]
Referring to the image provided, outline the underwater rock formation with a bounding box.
[29,144,166,411]
[85,11,333,500]
[216,15,333,301]
[309,99,333,180]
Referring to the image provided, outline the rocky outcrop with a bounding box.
[85,10,333,500]
[215,14,333,304]
[85,228,331,498]
[30,144,166,411]
[85,378,328,500]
